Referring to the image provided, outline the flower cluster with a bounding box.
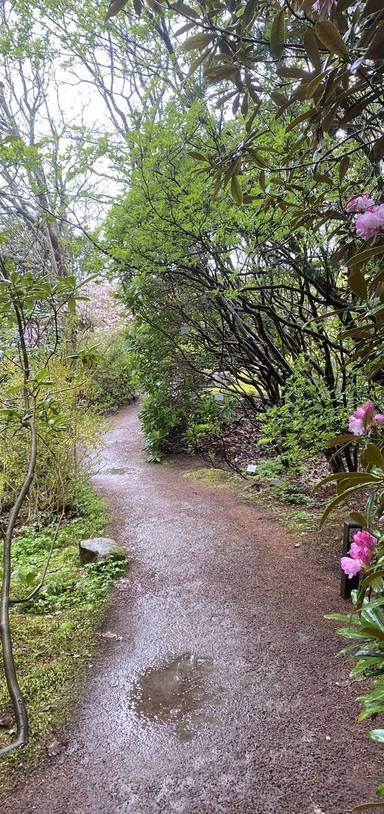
[346,192,384,241]
[348,401,384,436]
[346,193,376,213]
[312,0,336,15]
[341,530,377,578]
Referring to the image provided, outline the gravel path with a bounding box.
[1,404,381,814]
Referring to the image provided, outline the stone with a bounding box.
[46,736,68,757]
[79,537,126,565]
[246,464,257,475]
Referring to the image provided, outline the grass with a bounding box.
[0,485,128,799]
[184,467,235,487]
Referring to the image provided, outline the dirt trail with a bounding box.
[1,404,381,814]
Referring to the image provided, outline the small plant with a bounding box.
[252,457,285,481]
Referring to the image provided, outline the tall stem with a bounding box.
[0,276,37,755]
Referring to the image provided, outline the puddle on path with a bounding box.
[102,467,131,476]
[129,654,216,741]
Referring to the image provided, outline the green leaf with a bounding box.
[315,20,349,58]
[320,484,376,527]
[349,266,368,299]
[365,21,384,60]
[370,135,384,162]
[305,73,324,99]
[231,174,243,205]
[270,9,285,60]
[325,612,356,622]
[303,29,321,71]
[339,155,350,182]
[185,49,211,78]
[325,433,357,447]
[182,33,214,51]
[349,511,366,527]
[187,151,209,162]
[174,1,199,17]
[335,626,365,639]
[349,244,384,267]
[105,0,128,21]
[363,442,384,469]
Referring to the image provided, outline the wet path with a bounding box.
[2,404,381,813]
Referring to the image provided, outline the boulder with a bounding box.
[79,537,126,565]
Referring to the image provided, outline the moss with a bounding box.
[183,467,235,487]
[0,486,128,799]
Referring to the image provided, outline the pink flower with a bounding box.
[355,204,384,240]
[349,542,372,565]
[346,192,376,213]
[341,530,377,578]
[348,415,365,435]
[341,556,362,578]
[359,401,375,420]
[312,0,336,16]
[380,515,384,524]
[353,530,377,551]
[348,401,382,435]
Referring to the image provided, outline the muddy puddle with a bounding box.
[101,467,131,476]
[129,654,216,741]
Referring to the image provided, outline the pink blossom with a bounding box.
[349,542,372,565]
[341,556,362,578]
[348,415,365,435]
[353,530,377,551]
[346,192,376,213]
[348,401,381,435]
[380,515,384,524]
[355,204,384,240]
[341,530,377,578]
[359,401,375,420]
[312,0,336,16]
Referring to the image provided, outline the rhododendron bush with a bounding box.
[322,400,384,807]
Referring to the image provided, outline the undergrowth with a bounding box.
[0,486,127,799]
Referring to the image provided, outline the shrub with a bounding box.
[82,331,136,413]
[0,355,99,521]
[259,356,380,471]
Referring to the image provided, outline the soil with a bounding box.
[1,403,382,814]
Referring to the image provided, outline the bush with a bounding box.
[82,331,136,413]
[0,354,99,521]
[259,356,381,471]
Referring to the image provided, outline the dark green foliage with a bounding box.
[85,332,136,414]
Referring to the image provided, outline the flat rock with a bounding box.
[79,537,126,565]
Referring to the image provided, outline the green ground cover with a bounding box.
[0,487,127,799]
